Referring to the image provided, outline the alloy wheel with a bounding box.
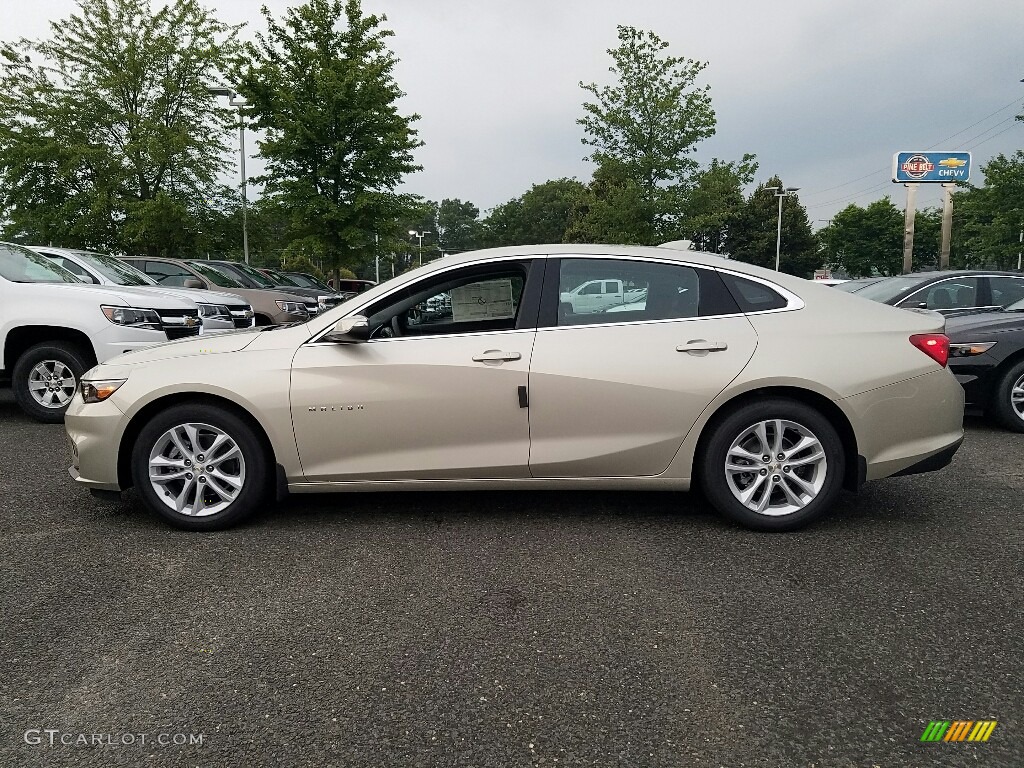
[1011,372,1024,422]
[28,360,77,409]
[724,419,828,516]
[148,423,246,517]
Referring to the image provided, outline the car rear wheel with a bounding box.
[699,398,845,531]
[989,360,1024,433]
[12,342,91,423]
[131,403,271,530]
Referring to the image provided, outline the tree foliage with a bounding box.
[0,0,238,255]
[483,178,587,247]
[574,26,716,244]
[729,177,818,276]
[238,0,421,282]
[675,154,758,254]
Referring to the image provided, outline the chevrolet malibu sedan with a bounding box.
[65,245,965,532]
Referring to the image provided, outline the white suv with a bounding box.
[0,242,202,422]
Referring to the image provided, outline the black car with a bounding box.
[946,299,1024,432]
[853,271,1024,314]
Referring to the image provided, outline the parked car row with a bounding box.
[64,244,967,533]
[1,242,374,422]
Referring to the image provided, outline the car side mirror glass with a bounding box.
[183,278,205,289]
[324,315,370,343]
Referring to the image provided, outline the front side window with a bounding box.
[144,261,196,287]
[556,259,707,325]
[75,251,154,286]
[360,263,529,340]
[903,278,982,310]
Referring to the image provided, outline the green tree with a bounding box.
[675,154,758,253]
[483,178,587,247]
[819,198,904,276]
[576,25,716,243]
[0,0,238,255]
[435,198,481,254]
[729,177,818,276]
[953,152,1024,269]
[238,0,422,285]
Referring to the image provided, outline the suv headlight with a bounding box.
[276,300,309,315]
[80,378,127,403]
[101,305,162,331]
[198,303,231,320]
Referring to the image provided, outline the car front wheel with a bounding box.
[131,403,271,530]
[699,398,845,531]
[12,341,91,423]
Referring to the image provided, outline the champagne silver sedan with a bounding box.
[65,245,965,532]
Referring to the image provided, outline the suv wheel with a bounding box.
[699,398,845,531]
[12,342,91,423]
[131,403,272,531]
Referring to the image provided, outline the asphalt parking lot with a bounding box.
[0,389,1020,768]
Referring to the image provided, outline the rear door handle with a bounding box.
[472,350,522,363]
[676,340,728,355]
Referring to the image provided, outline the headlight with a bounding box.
[198,303,231,319]
[949,342,996,357]
[80,379,127,403]
[276,300,309,315]
[101,305,162,330]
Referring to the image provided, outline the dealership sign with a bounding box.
[892,152,971,183]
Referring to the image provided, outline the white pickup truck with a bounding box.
[559,279,647,314]
[0,242,202,422]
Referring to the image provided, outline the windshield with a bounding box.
[0,243,81,283]
[854,276,928,303]
[262,269,300,287]
[288,272,331,291]
[73,250,155,286]
[185,260,245,288]
[221,261,276,289]
[1006,297,1024,311]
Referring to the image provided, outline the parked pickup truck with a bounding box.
[0,242,202,422]
[559,279,647,314]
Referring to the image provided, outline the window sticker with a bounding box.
[451,278,515,321]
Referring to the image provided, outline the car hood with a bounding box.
[17,282,197,310]
[131,286,249,308]
[98,327,264,370]
[945,311,1024,339]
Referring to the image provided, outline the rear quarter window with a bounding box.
[720,273,789,313]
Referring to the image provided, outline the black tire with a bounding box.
[698,398,845,532]
[12,341,91,423]
[131,403,272,531]
[988,359,1024,433]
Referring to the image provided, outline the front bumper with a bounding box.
[65,393,128,491]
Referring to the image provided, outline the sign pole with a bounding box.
[939,183,955,270]
[902,183,919,275]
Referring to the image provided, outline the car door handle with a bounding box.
[472,350,522,363]
[676,340,728,354]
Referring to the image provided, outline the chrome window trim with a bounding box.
[305,252,806,344]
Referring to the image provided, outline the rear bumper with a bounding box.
[893,437,964,477]
[842,368,965,481]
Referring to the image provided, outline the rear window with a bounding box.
[721,273,788,312]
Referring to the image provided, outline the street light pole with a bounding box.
[207,87,250,264]
[409,230,431,265]
[765,186,800,271]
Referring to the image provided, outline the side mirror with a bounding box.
[183,278,205,289]
[324,315,370,343]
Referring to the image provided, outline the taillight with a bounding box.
[910,333,950,367]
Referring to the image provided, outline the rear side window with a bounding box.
[721,273,788,313]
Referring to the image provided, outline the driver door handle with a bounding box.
[472,350,522,363]
[676,340,728,354]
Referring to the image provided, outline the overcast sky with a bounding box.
[9,0,1024,226]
